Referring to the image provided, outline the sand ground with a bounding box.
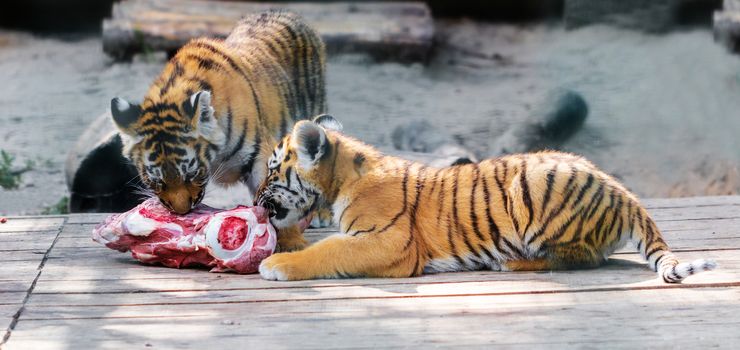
[1,20,739,215]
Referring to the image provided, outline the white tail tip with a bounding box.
[661,259,717,283]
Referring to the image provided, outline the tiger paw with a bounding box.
[259,252,305,281]
[309,207,334,228]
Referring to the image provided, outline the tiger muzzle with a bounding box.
[254,192,289,220]
[159,185,197,215]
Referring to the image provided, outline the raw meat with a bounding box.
[92,198,276,274]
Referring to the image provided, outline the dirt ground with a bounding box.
[1,20,739,215]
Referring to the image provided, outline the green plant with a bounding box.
[0,150,22,189]
[134,30,156,62]
[42,196,69,215]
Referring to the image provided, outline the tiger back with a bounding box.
[255,116,716,282]
[109,10,326,216]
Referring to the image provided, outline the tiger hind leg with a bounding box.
[503,244,605,272]
[502,259,552,271]
[547,243,605,270]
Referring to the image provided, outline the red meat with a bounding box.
[92,198,276,274]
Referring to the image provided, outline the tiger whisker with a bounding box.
[131,183,157,201]
[206,163,227,184]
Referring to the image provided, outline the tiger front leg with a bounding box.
[260,231,417,281]
[276,224,308,252]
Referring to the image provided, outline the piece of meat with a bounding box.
[92,198,276,274]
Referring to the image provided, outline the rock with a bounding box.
[385,149,476,169]
[539,89,589,144]
[391,120,478,167]
[489,89,588,156]
[391,120,453,153]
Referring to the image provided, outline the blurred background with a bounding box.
[0,0,739,215]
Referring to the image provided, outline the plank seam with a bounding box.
[656,216,740,222]
[1,216,66,346]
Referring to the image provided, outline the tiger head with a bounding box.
[110,90,226,214]
[255,114,346,229]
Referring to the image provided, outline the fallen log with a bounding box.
[563,0,678,32]
[103,0,434,62]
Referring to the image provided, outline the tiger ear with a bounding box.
[312,114,343,132]
[184,90,225,146]
[183,90,214,124]
[292,120,328,168]
[111,97,141,136]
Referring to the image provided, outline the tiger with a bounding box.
[109,10,326,250]
[254,115,718,281]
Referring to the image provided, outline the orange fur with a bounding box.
[110,11,326,220]
[111,11,326,250]
[256,117,716,282]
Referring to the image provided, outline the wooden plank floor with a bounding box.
[1,196,739,349]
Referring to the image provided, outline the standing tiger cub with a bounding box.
[255,115,717,282]
[110,11,326,249]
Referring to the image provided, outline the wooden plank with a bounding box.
[0,251,47,263]
[647,205,740,222]
[6,288,740,349]
[657,217,740,232]
[0,231,62,253]
[4,196,739,348]
[31,249,737,296]
[102,0,434,62]
[0,218,63,346]
[0,221,64,281]
[642,195,740,208]
[0,261,43,283]
[0,303,24,343]
[0,293,28,307]
[28,200,740,290]
[0,274,43,344]
[0,218,65,233]
[0,305,21,319]
[64,214,109,225]
[0,281,33,294]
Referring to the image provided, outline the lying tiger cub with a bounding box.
[255,115,716,281]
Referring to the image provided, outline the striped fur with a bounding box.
[110,10,326,216]
[256,116,717,281]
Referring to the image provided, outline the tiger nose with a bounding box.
[161,186,192,215]
[170,198,192,215]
